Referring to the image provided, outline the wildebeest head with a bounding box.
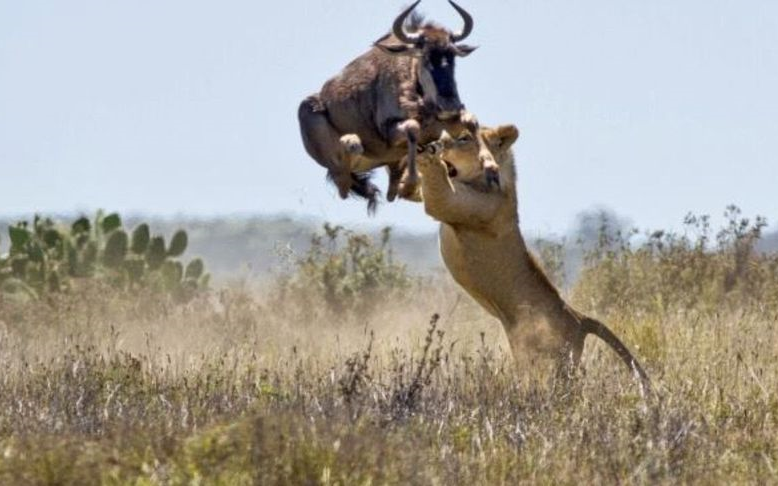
[375,0,477,118]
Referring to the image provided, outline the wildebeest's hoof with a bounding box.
[387,181,399,202]
[397,173,420,200]
[339,134,364,155]
[330,170,352,199]
[397,183,422,202]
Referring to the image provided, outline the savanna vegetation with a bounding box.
[1,206,777,485]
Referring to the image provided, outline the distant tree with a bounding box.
[571,207,633,251]
[756,228,778,254]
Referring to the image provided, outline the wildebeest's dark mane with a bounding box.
[405,11,426,32]
[405,11,446,33]
[370,11,442,41]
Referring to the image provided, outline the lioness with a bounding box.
[418,125,650,392]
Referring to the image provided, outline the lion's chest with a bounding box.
[438,224,524,318]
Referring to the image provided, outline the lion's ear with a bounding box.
[492,124,519,150]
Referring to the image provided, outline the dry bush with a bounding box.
[572,205,778,318]
[270,224,418,323]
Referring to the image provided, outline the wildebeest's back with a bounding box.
[319,47,417,161]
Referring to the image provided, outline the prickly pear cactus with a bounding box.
[0,211,208,302]
[168,230,188,257]
[146,236,167,270]
[131,224,150,255]
[103,230,129,268]
[185,258,205,280]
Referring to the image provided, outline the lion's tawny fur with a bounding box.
[418,126,650,391]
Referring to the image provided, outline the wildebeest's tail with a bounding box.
[337,171,379,215]
[581,317,651,395]
[323,170,379,215]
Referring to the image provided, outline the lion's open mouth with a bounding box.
[443,160,458,178]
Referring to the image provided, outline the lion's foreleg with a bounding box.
[418,155,461,222]
[419,155,503,226]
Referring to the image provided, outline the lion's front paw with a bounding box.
[417,155,447,177]
[397,170,421,200]
[416,153,434,171]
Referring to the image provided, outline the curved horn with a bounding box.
[392,0,422,44]
[449,0,473,42]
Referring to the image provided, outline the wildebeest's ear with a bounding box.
[453,44,478,57]
[488,124,520,150]
[374,41,416,56]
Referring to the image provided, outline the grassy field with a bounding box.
[1,213,777,484]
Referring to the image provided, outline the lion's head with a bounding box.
[434,124,519,185]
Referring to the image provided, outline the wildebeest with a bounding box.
[298,0,498,212]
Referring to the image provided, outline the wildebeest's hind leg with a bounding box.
[297,96,379,211]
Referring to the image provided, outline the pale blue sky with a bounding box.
[1,0,776,235]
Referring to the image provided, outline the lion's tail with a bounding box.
[581,317,652,396]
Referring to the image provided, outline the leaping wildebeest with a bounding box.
[298,0,498,212]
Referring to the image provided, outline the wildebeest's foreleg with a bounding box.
[460,111,500,187]
[387,119,421,199]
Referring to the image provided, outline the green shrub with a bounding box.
[274,224,415,318]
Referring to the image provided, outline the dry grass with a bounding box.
[1,219,777,485]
